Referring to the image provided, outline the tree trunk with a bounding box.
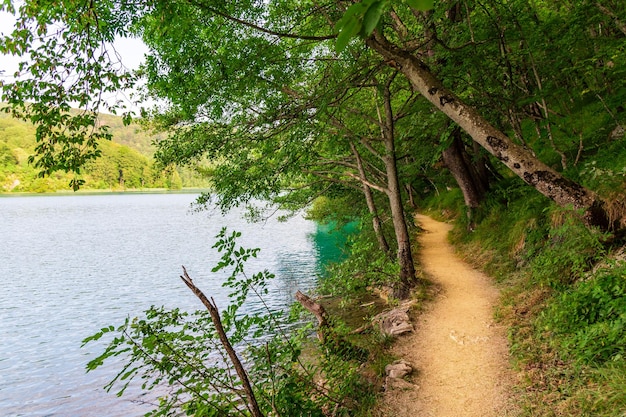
[350,142,392,256]
[442,128,487,210]
[404,183,417,209]
[380,79,417,299]
[367,34,614,230]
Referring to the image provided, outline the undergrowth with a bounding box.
[83,228,391,417]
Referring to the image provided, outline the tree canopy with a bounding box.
[1,0,625,289]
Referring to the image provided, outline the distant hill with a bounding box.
[0,109,209,193]
[96,112,160,157]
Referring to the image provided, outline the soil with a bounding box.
[378,214,520,417]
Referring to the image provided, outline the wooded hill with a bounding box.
[0,110,209,192]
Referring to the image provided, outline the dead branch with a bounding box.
[295,290,329,343]
[180,266,264,417]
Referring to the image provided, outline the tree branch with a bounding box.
[305,170,363,192]
[180,267,263,417]
[344,171,388,194]
[295,291,328,343]
[595,2,626,36]
[187,0,336,41]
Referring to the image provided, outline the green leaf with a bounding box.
[362,1,385,35]
[405,0,434,11]
[334,2,367,31]
[336,18,362,53]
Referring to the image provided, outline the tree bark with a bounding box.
[366,33,614,230]
[380,78,417,298]
[442,128,487,211]
[404,183,417,209]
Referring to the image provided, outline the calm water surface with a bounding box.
[0,193,335,416]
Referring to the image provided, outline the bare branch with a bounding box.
[180,267,264,417]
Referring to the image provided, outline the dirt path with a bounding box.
[380,214,519,417]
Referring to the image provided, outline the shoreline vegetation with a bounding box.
[0,110,211,193]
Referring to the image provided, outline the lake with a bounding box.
[0,193,340,416]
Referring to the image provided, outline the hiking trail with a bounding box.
[379,214,520,417]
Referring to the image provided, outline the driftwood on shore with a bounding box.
[295,290,329,342]
[295,290,369,361]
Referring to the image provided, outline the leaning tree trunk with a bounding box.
[367,34,614,231]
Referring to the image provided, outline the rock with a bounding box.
[383,360,415,391]
[384,376,416,391]
[385,359,413,379]
[609,125,625,140]
[369,285,394,303]
[373,301,415,336]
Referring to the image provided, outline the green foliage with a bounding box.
[579,138,626,196]
[0,0,137,187]
[587,363,626,415]
[334,0,384,52]
[320,221,400,298]
[305,196,364,227]
[540,264,626,365]
[0,110,207,192]
[83,229,375,416]
[334,0,433,52]
[530,214,606,289]
[422,187,465,220]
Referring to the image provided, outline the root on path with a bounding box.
[379,214,520,417]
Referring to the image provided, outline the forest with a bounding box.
[1,0,625,416]
[0,110,210,192]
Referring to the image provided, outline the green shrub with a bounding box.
[320,224,400,298]
[579,140,626,195]
[540,264,626,365]
[530,214,606,289]
[83,228,376,416]
[422,187,464,220]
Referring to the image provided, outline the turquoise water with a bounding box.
[0,193,342,416]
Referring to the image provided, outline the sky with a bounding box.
[0,10,20,77]
[0,9,152,113]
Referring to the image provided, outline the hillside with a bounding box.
[96,112,159,157]
[0,110,208,193]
